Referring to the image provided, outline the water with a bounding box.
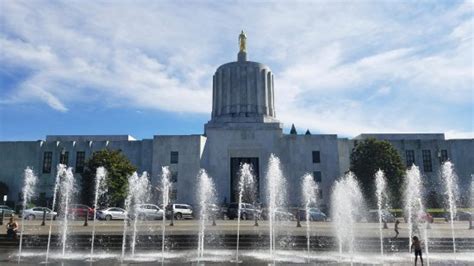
[266,154,287,260]
[160,166,172,264]
[196,169,216,262]
[121,172,150,260]
[17,167,38,263]
[441,161,458,254]
[45,164,66,263]
[60,167,75,256]
[235,163,255,263]
[375,170,386,256]
[89,167,108,261]
[404,165,429,264]
[331,172,364,259]
[301,173,318,262]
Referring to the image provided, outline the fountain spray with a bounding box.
[331,172,364,259]
[160,166,171,264]
[60,167,75,256]
[441,161,458,254]
[235,163,255,263]
[266,154,287,260]
[375,170,386,256]
[45,164,66,263]
[18,167,38,263]
[89,167,108,261]
[196,169,216,262]
[302,173,318,262]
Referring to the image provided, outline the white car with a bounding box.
[22,207,57,220]
[134,204,164,220]
[166,204,193,220]
[96,207,127,221]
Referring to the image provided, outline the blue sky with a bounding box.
[0,0,472,141]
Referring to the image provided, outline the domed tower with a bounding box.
[207,31,279,127]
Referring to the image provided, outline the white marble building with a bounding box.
[1,34,473,209]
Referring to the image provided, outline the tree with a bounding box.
[350,138,406,208]
[290,124,297,135]
[0,181,9,199]
[80,149,136,207]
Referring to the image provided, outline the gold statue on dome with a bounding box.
[239,30,247,52]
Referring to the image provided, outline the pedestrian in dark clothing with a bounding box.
[394,219,400,239]
[411,236,423,265]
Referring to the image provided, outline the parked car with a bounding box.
[166,204,193,220]
[134,204,164,220]
[444,211,472,222]
[0,205,15,216]
[64,204,94,219]
[274,208,295,221]
[208,204,227,219]
[367,209,396,223]
[21,207,57,220]
[298,208,327,221]
[96,207,127,221]
[227,203,261,220]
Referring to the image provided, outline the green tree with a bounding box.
[350,138,406,208]
[80,149,136,207]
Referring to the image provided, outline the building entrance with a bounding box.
[230,157,259,203]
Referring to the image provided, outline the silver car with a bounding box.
[22,207,57,220]
[134,204,164,220]
[0,205,15,216]
[96,207,127,221]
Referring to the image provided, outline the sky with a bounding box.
[0,0,473,141]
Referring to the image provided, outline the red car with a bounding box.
[66,204,94,219]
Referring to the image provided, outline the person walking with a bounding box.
[411,236,423,265]
[394,219,400,239]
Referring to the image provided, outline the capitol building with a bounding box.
[1,33,473,208]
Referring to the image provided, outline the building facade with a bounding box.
[1,35,473,209]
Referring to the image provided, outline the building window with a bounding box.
[171,171,178,183]
[319,189,323,199]
[42,152,52,173]
[170,189,177,201]
[75,151,86,173]
[440,150,448,163]
[59,151,69,166]
[313,171,322,183]
[422,150,432,172]
[312,151,320,163]
[406,150,415,167]
[170,151,179,164]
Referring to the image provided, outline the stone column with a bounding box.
[226,67,231,114]
[217,70,222,116]
[212,74,216,118]
[263,69,269,115]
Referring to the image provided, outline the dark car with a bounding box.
[227,203,260,220]
[274,208,295,221]
[444,211,472,221]
[367,209,396,223]
[298,208,327,221]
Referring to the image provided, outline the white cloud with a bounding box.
[0,0,472,137]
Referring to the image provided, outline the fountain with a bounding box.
[404,165,429,263]
[266,154,287,260]
[375,169,387,256]
[89,167,108,261]
[301,173,318,262]
[331,172,364,259]
[160,166,171,264]
[45,164,66,263]
[59,167,75,256]
[234,163,255,263]
[17,167,38,263]
[121,171,150,260]
[441,161,459,254]
[196,169,217,262]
